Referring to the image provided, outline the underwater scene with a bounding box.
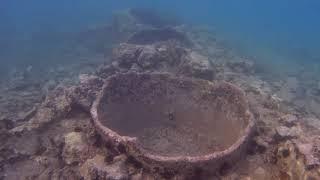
[1,0,320,179]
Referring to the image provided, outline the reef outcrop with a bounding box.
[98,41,214,81]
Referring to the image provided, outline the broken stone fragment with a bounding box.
[226,60,255,74]
[280,114,298,127]
[129,63,142,72]
[179,51,214,80]
[70,74,104,112]
[112,43,142,69]
[62,132,89,165]
[137,45,159,68]
[252,136,269,152]
[295,140,320,169]
[15,106,37,122]
[275,126,301,139]
[80,154,129,180]
[96,64,120,79]
[303,117,320,130]
[251,166,270,180]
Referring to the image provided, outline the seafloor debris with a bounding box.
[80,154,129,180]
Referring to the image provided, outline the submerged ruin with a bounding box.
[91,73,254,174]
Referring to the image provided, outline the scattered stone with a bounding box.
[280,114,298,127]
[303,117,320,130]
[16,106,37,122]
[179,51,214,80]
[226,60,255,74]
[275,126,301,139]
[295,140,320,169]
[131,172,143,180]
[252,167,269,180]
[34,156,59,168]
[9,134,41,156]
[80,154,129,180]
[62,132,89,165]
[70,74,103,111]
[252,136,269,152]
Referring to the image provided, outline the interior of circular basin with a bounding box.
[96,73,250,157]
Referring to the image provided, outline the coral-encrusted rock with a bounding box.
[112,42,186,71]
[10,73,103,134]
[69,74,104,111]
[303,117,320,130]
[62,132,89,165]
[80,154,129,180]
[179,51,214,80]
[96,64,120,79]
[280,114,298,127]
[106,41,214,80]
[226,60,255,74]
[137,45,161,69]
[295,137,320,169]
[10,86,73,133]
[275,126,301,139]
[112,43,143,69]
[252,167,270,180]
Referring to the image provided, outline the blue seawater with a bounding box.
[1,0,320,75]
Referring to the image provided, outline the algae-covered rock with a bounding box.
[295,137,320,169]
[179,51,214,80]
[80,154,129,180]
[280,114,298,127]
[276,126,301,139]
[62,132,89,165]
[108,42,214,80]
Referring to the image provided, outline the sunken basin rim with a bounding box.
[91,72,255,166]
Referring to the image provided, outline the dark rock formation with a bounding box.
[226,60,255,74]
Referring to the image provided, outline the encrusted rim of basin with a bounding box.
[91,72,255,170]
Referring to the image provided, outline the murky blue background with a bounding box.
[1,0,320,75]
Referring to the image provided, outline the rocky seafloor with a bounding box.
[1,9,320,180]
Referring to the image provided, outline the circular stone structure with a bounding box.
[91,73,255,174]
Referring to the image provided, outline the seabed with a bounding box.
[0,9,320,180]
